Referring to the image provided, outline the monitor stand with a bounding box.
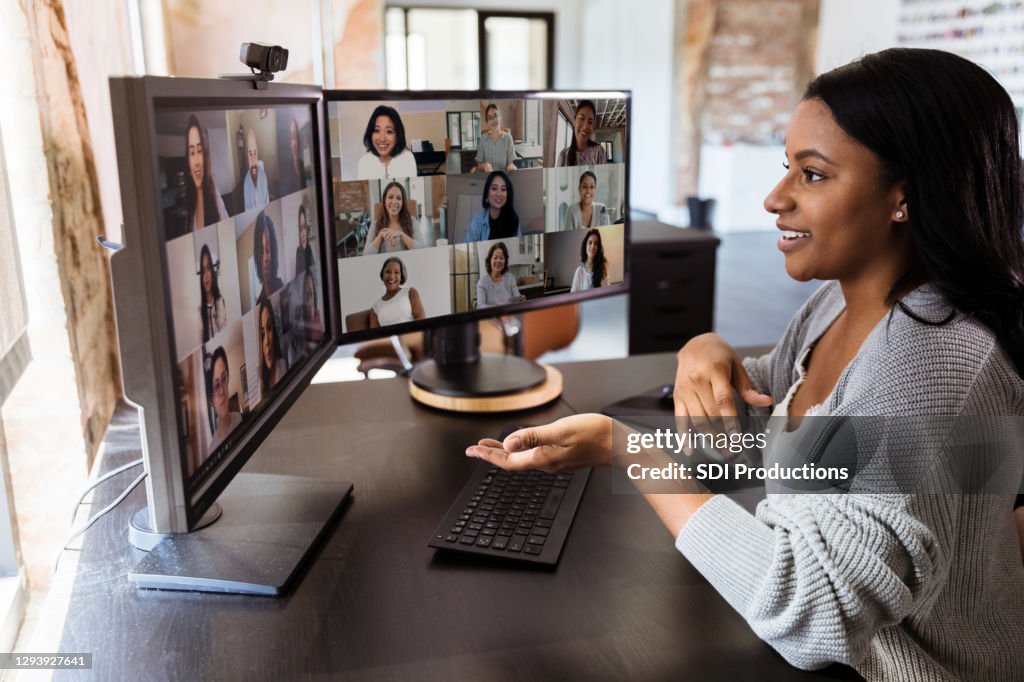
[408,321,562,412]
[127,472,352,595]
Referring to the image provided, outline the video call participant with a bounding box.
[206,346,242,452]
[281,118,308,195]
[465,171,519,242]
[369,256,425,328]
[476,241,525,309]
[570,229,609,293]
[472,103,516,174]
[557,100,607,167]
[254,212,285,304]
[364,181,422,254]
[184,115,228,232]
[257,298,287,395]
[243,128,270,210]
[294,205,314,274]
[357,105,418,180]
[198,244,227,342]
[469,48,1024,681]
[563,171,611,231]
[295,269,324,354]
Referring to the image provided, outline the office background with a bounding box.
[0,0,1015,660]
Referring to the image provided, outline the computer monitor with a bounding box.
[325,92,630,407]
[109,76,351,594]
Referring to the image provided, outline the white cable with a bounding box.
[70,458,144,526]
[53,471,147,575]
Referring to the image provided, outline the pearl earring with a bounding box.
[896,211,905,219]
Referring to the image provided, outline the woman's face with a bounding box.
[573,106,596,149]
[585,234,599,261]
[211,356,229,419]
[260,307,275,367]
[200,252,213,295]
[579,176,596,206]
[290,120,301,164]
[490,248,506,274]
[187,126,204,189]
[486,107,501,133]
[298,211,308,248]
[259,229,272,284]
[487,176,508,211]
[763,98,909,284]
[384,186,404,218]
[371,115,397,158]
[381,261,402,292]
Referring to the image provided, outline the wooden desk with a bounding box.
[34,354,858,681]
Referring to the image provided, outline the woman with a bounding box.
[258,298,287,396]
[569,229,609,293]
[476,242,525,309]
[206,346,242,452]
[468,49,1024,680]
[299,270,324,348]
[184,115,228,231]
[254,212,285,305]
[197,244,227,342]
[294,205,315,274]
[356,105,418,180]
[556,100,606,167]
[562,171,611,231]
[364,182,422,254]
[465,171,519,242]
[472,103,516,174]
[369,256,426,328]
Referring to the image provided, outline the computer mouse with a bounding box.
[658,384,674,408]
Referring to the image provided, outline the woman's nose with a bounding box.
[763,176,794,215]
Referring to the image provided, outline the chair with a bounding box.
[352,303,581,376]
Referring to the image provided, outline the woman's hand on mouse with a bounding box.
[674,333,772,435]
[466,414,612,473]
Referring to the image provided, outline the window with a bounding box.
[386,7,554,90]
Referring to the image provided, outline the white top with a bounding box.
[771,345,824,419]
[570,264,608,292]
[372,287,413,327]
[357,149,418,180]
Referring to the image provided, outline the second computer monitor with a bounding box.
[326,92,630,342]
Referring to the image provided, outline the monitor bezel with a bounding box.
[323,88,632,345]
[110,76,339,532]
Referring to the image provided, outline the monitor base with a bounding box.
[127,473,352,595]
[410,358,562,412]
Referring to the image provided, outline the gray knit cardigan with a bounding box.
[676,281,1024,681]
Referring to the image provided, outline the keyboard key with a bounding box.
[459,535,476,545]
[468,523,483,531]
[539,487,565,520]
[508,535,528,552]
[527,535,545,546]
[496,529,513,537]
[476,536,493,547]
[481,529,496,536]
[536,519,552,528]
[524,544,542,555]
[532,527,549,537]
[492,536,508,550]
[449,527,463,535]
[445,535,458,543]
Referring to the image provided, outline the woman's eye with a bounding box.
[802,169,825,182]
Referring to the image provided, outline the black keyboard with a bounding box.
[428,462,590,565]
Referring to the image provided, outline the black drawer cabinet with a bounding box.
[628,220,720,354]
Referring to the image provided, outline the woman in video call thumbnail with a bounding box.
[294,204,315,274]
[469,49,1024,681]
[473,103,516,174]
[476,241,525,309]
[369,256,425,328]
[570,228,609,293]
[364,181,422,254]
[465,171,519,242]
[198,244,227,342]
[254,211,285,304]
[257,298,287,395]
[557,100,607,167]
[206,345,242,452]
[184,114,228,232]
[357,105,418,180]
[563,171,611,231]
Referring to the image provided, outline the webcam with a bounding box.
[240,43,289,74]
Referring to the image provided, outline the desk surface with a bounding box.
[37,353,859,681]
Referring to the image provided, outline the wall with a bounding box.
[816,0,899,73]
